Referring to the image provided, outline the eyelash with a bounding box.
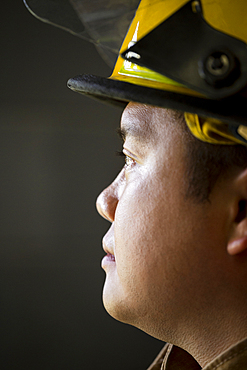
[116,151,135,168]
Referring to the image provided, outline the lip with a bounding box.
[101,225,116,268]
[102,241,116,267]
[103,241,114,255]
[101,252,116,269]
[103,242,115,259]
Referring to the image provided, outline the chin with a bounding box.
[102,281,175,342]
[102,282,140,326]
[102,289,167,341]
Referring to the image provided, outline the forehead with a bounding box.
[120,103,184,145]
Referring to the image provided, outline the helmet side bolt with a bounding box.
[199,50,240,88]
[206,53,229,76]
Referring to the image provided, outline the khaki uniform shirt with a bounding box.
[147,337,247,370]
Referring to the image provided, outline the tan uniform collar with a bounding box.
[147,337,247,370]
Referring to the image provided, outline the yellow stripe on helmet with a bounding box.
[184,113,246,145]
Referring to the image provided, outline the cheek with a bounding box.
[113,176,175,288]
[112,164,203,300]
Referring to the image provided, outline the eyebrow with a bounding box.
[117,125,150,144]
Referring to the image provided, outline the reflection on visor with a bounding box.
[70,0,141,65]
[24,0,141,66]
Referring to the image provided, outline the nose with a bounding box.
[96,186,118,222]
[96,170,125,222]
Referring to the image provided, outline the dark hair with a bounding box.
[180,115,247,202]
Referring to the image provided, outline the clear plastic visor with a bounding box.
[24,0,141,66]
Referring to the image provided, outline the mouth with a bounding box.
[102,242,116,265]
[105,253,115,262]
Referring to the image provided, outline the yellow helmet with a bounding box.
[24,0,247,145]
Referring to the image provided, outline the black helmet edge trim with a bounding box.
[67,74,247,127]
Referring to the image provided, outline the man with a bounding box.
[24,0,247,368]
[97,102,247,369]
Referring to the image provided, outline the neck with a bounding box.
[178,308,247,368]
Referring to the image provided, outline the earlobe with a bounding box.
[227,199,247,255]
[227,235,247,255]
[226,169,247,256]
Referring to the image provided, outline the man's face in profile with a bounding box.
[96,102,230,342]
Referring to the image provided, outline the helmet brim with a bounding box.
[67,74,247,128]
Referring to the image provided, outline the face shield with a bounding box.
[23,0,141,66]
[24,0,247,145]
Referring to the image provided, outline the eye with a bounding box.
[125,155,135,168]
[116,151,136,169]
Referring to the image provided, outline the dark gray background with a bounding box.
[0,2,163,369]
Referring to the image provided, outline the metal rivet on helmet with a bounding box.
[199,50,240,88]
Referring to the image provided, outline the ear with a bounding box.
[227,168,247,256]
